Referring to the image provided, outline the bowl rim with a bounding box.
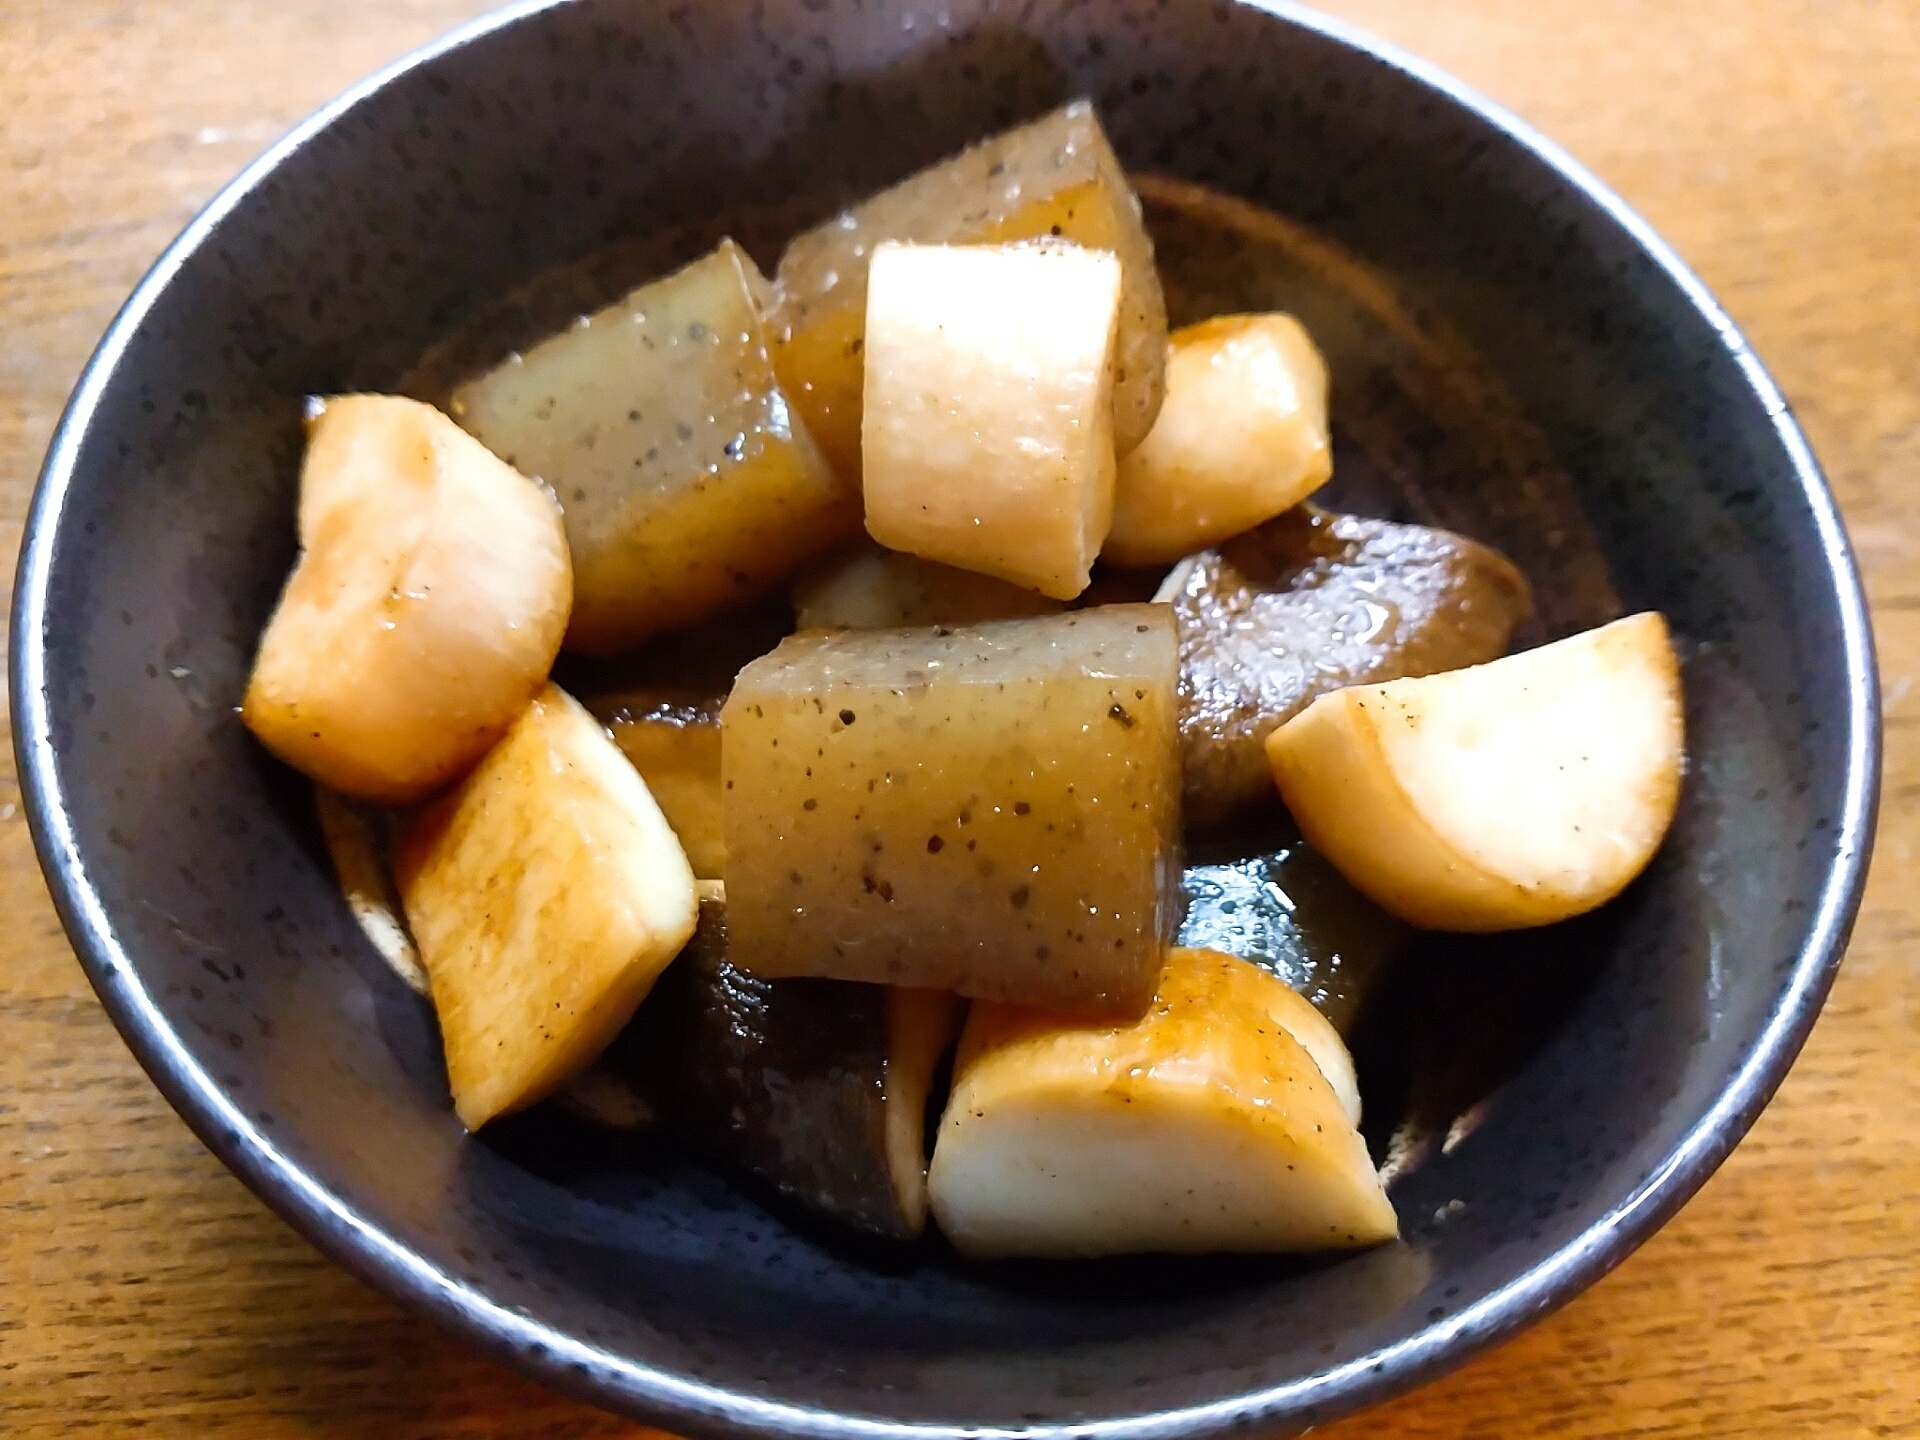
[10,0,1882,1435]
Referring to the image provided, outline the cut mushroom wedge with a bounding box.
[1265,612,1685,931]
[312,786,426,996]
[861,240,1123,600]
[395,683,698,1130]
[1264,972,1363,1129]
[1105,313,1333,567]
[243,395,572,804]
[928,946,1396,1258]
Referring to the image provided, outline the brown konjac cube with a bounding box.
[452,240,858,656]
[721,605,1182,1014]
[586,691,725,879]
[606,890,962,1240]
[574,601,794,878]
[792,542,1064,631]
[770,100,1168,480]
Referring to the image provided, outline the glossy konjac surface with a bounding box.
[5,3,1884,1440]
[722,607,1182,1013]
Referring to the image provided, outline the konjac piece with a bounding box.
[792,542,1064,631]
[770,99,1168,479]
[452,239,858,657]
[572,602,796,878]
[927,946,1395,1258]
[1173,506,1534,829]
[395,683,699,1129]
[585,691,725,879]
[606,889,961,1240]
[721,605,1182,1014]
[242,395,571,804]
[1105,314,1333,567]
[862,241,1121,600]
[1267,612,1684,931]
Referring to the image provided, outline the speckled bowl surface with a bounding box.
[11,1,1878,1436]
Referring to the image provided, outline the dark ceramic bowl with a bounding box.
[12,1,1878,1435]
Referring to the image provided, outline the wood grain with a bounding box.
[2,1,1914,1435]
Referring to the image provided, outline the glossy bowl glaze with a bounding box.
[11,1,1878,1436]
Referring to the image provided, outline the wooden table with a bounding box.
[3,1,1914,1434]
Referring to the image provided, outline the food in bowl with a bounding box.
[241,101,1684,1260]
